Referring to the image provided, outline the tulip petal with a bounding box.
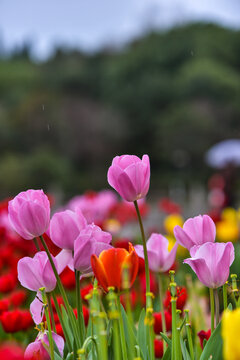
[18,201,49,238]
[184,258,213,288]
[174,225,195,250]
[99,248,129,290]
[55,249,73,275]
[202,215,216,243]
[91,255,109,292]
[30,293,43,325]
[122,244,139,287]
[161,241,178,272]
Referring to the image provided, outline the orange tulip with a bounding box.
[91,243,139,292]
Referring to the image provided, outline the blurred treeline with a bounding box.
[0,23,240,199]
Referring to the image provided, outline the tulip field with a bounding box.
[0,154,240,359]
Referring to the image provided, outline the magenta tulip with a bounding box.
[135,233,178,273]
[107,154,150,202]
[25,331,64,359]
[50,209,87,250]
[173,214,216,250]
[8,189,50,240]
[18,251,57,292]
[184,242,234,288]
[74,224,112,275]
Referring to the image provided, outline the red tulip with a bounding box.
[154,339,164,358]
[164,286,187,312]
[0,274,17,293]
[0,310,23,333]
[91,243,139,292]
[153,311,172,334]
[9,290,27,307]
[198,329,211,349]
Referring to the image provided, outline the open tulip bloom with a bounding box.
[174,214,216,250]
[135,233,178,273]
[184,242,234,288]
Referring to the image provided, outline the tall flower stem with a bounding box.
[117,295,128,360]
[75,269,84,345]
[223,282,228,310]
[134,200,154,360]
[170,271,177,360]
[209,288,215,334]
[158,273,167,353]
[214,289,219,327]
[134,200,150,296]
[40,288,54,360]
[33,237,40,251]
[107,288,121,360]
[51,291,72,351]
[39,235,81,348]
[47,293,56,333]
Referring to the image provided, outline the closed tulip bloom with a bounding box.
[74,224,112,275]
[91,243,139,292]
[18,251,57,293]
[107,155,150,202]
[173,214,216,250]
[184,242,234,288]
[8,189,50,240]
[25,331,64,359]
[50,209,87,250]
[135,233,178,273]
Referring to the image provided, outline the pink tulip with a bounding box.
[173,215,216,250]
[50,209,87,250]
[184,242,234,288]
[74,224,112,275]
[68,190,118,223]
[107,155,150,202]
[8,189,50,240]
[135,233,178,273]
[18,251,57,292]
[24,331,64,359]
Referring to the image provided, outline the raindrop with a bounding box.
[42,104,45,111]
[47,124,50,131]
[190,50,194,56]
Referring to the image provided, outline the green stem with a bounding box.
[223,283,228,310]
[214,289,219,327]
[209,288,215,334]
[39,235,81,348]
[158,273,167,353]
[134,200,150,296]
[171,298,177,360]
[75,270,84,345]
[47,293,56,333]
[134,200,154,360]
[117,296,128,360]
[41,288,54,360]
[107,289,121,360]
[51,291,72,351]
[33,237,40,251]
[176,310,182,360]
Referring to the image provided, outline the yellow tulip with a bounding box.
[222,309,240,360]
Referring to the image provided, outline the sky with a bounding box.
[0,0,240,60]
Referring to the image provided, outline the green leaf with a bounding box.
[54,352,63,360]
[180,338,191,360]
[200,321,223,360]
[160,333,172,347]
[162,347,171,360]
[120,304,144,359]
[61,305,74,346]
[66,353,74,360]
[137,309,148,360]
